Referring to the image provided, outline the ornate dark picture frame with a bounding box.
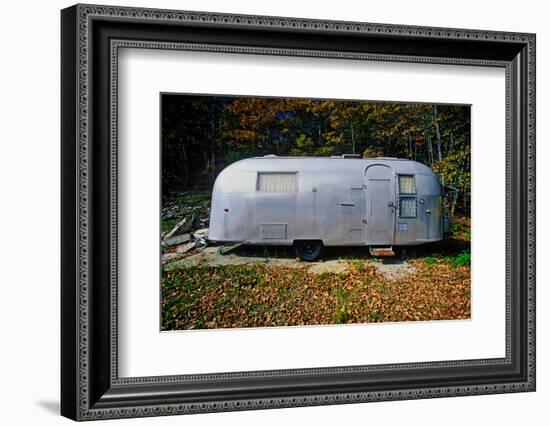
[61,4,536,421]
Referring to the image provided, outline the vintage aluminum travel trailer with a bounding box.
[209,155,446,261]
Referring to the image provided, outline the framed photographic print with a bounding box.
[61,4,536,421]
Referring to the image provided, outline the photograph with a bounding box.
[160,94,472,330]
[58,3,535,421]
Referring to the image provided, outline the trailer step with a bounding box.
[369,246,395,257]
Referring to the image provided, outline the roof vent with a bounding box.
[330,154,361,159]
[263,154,278,158]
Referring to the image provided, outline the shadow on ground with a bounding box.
[214,236,469,262]
[164,239,468,279]
[35,400,59,415]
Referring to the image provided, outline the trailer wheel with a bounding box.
[294,240,323,262]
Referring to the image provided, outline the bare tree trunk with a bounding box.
[202,125,209,189]
[464,154,470,212]
[180,138,189,187]
[433,105,442,161]
[209,118,217,185]
[318,115,322,146]
[424,135,430,164]
[350,123,356,154]
[427,135,434,165]
[451,191,458,216]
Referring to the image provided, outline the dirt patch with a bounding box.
[307,260,349,275]
[165,246,353,274]
[164,246,299,271]
[164,245,417,279]
[372,259,416,279]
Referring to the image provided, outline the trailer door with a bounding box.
[365,164,395,245]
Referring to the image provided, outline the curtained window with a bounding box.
[398,175,417,218]
[257,173,298,192]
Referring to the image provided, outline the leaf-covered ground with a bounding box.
[162,256,470,330]
[162,215,470,330]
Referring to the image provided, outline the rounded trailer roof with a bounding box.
[225,155,437,176]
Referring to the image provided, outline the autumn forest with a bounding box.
[161,94,471,213]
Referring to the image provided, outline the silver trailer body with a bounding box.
[209,156,443,248]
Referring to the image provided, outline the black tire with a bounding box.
[294,240,323,262]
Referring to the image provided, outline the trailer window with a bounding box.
[257,173,298,192]
[398,175,416,194]
[398,175,417,217]
[399,197,417,218]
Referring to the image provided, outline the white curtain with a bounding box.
[399,175,416,194]
[399,197,417,217]
[258,173,298,192]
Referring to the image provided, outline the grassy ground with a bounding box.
[161,216,471,330]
